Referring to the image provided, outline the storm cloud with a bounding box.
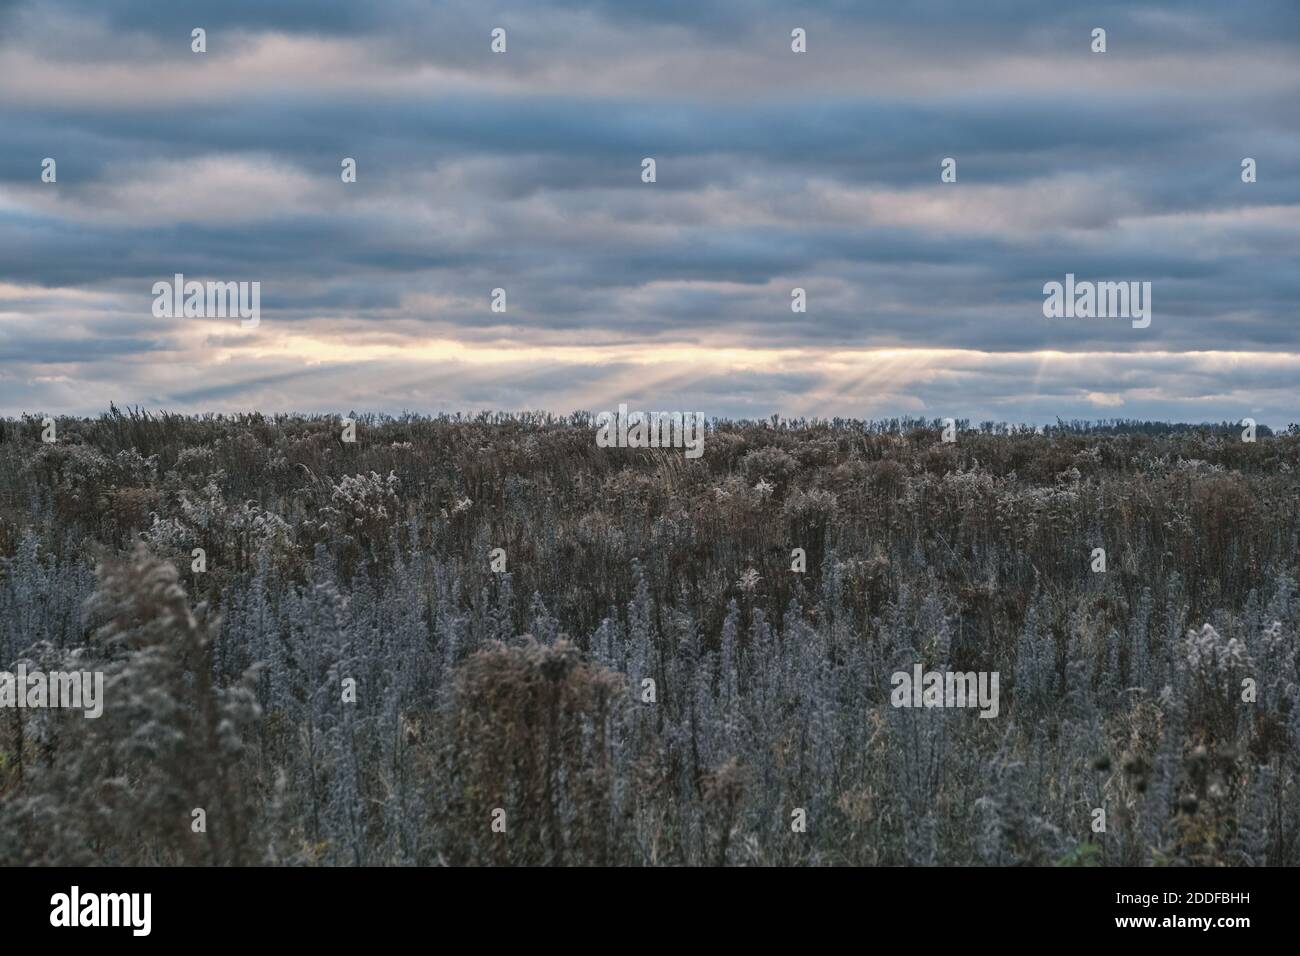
[0,0,1296,423]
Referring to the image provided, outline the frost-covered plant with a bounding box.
[321,471,400,554]
[442,638,627,865]
[0,545,264,864]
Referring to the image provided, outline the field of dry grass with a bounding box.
[1,408,1297,865]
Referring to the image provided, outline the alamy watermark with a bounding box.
[50,886,150,936]
[595,403,706,459]
[1043,273,1151,328]
[152,273,260,328]
[0,664,104,718]
[891,664,999,718]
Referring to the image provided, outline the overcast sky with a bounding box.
[1,0,1297,424]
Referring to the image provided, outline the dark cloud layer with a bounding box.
[0,0,1296,421]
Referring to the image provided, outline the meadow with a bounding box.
[0,407,1296,866]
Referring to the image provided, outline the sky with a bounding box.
[0,0,1297,424]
